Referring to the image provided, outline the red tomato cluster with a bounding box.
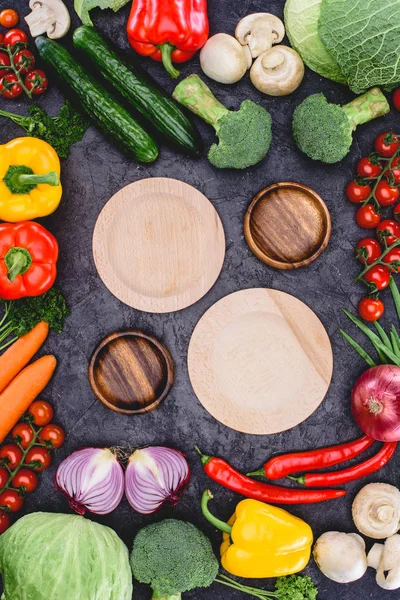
[347,132,400,321]
[0,20,48,99]
[0,400,65,535]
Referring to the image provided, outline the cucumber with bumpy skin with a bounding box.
[35,36,158,163]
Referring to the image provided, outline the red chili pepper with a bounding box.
[127,0,209,78]
[0,222,58,300]
[291,442,397,487]
[248,435,375,480]
[195,448,346,505]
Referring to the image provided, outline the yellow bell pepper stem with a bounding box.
[201,490,232,534]
[4,165,59,194]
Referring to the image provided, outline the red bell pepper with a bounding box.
[0,222,58,301]
[127,0,209,78]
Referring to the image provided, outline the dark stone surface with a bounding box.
[1,0,399,598]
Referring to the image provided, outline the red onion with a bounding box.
[56,447,124,515]
[125,446,190,514]
[352,365,400,441]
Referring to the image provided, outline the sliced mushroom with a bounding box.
[368,534,400,590]
[25,0,70,39]
[200,33,252,84]
[250,45,304,96]
[352,483,400,539]
[313,531,368,583]
[235,13,285,58]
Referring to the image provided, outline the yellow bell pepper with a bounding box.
[0,137,62,222]
[201,490,313,579]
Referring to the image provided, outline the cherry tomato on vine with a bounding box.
[387,157,400,185]
[3,28,28,47]
[394,89,400,111]
[357,157,382,178]
[377,219,400,245]
[0,51,11,72]
[375,180,399,207]
[394,204,400,223]
[0,73,22,98]
[25,447,51,472]
[39,424,65,449]
[375,132,400,157]
[28,400,53,426]
[356,204,381,229]
[11,469,38,493]
[0,467,8,489]
[0,511,10,534]
[364,265,391,291]
[0,445,23,470]
[0,489,23,512]
[12,423,34,450]
[359,297,385,322]
[346,181,371,203]
[355,238,382,264]
[0,9,19,28]
[24,69,48,95]
[13,49,34,75]
[383,247,400,272]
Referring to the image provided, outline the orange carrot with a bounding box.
[0,355,57,444]
[0,322,49,394]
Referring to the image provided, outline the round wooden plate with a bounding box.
[93,178,226,313]
[188,289,333,434]
[244,182,331,269]
[88,330,174,415]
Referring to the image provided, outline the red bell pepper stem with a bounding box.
[201,490,232,534]
[159,43,180,79]
[4,248,32,282]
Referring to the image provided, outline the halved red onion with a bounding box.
[125,446,190,514]
[56,447,125,515]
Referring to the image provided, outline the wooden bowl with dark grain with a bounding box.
[88,330,174,415]
[244,182,331,269]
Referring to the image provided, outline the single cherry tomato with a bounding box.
[11,423,34,450]
[383,247,400,272]
[386,157,400,185]
[25,447,51,472]
[356,204,381,229]
[359,297,385,322]
[24,68,48,95]
[0,489,23,512]
[375,132,400,157]
[375,180,400,207]
[394,89,400,111]
[28,400,53,427]
[357,157,382,178]
[0,511,10,534]
[13,49,34,75]
[364,265,391,291]
[355,238,382,264]
[377,219,400,245]
[11,469,38,493]
[0,51,11,72]
[39,424,65,449]
[346,181,371,203]
[0,467,9,489]
[0,73,22,98]
[2,28,28,47]
[0,445,23,470]
[0,9,19,28]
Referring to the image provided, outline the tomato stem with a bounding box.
[362,148,400,209]
[356,238,400,281]
[4,43,32,99]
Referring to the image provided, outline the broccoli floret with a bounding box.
[292,88,389,164]
[130,519,219,600]
[173,75,272,169]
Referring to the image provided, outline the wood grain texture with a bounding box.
[188,289,333,435]
[88,330,174,415]
[93,178,226,313]
[244,182,331,269]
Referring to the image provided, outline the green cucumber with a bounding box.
[35,36,158,163]
[72,26,203,157]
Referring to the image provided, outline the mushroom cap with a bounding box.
[313,531,367,583]
[200,33,251,84]
[235,13,285,58]
[369,534,400,590]
[352,483,400,539]
[25,0,70,39]
[250,45,304,96]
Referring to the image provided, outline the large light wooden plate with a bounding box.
[93,178,225,313]
[188,289,333,434]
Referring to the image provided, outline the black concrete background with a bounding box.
[1,0,399,598]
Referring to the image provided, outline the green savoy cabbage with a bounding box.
[0,513,133,600]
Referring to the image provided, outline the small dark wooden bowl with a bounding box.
[244,182,331,269]
[88,330,174,415]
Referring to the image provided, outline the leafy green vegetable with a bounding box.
[274,575,318,600]
[284,0,346,84]
[0,512,133,600]
[0,101,89,159]
[74,0,130,25]
[319,0,400,93]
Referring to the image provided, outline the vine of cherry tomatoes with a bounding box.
[0,400,65,535]
[346,131,400,321]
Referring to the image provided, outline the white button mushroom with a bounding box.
[200,33,252,85]
[313,531,368,583]
[250,45,304,96]
[368,534,400,590]
[25,0,70,40]
[352,483,400,539]
[235,13,285,58]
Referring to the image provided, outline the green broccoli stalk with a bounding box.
[130,518,318,600]
[292,88,390,163]
[173,74,272,169]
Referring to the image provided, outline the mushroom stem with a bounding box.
[262,51,285,70]
[367,543,384,570]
